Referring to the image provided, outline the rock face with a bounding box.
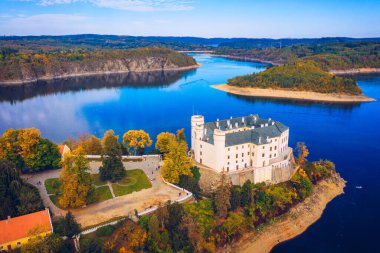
[0,48,198,84]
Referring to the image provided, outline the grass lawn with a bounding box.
[92,174,107,186]
[112,169,152,197]
[45,178,61,195]
[87,186,113,204]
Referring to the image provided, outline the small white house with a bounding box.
[191,114,294,184]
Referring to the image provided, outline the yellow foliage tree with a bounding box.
[296,142,309,167]
[155,132,176,155]
[161,136,192,184]
[18,128,41,159]
[59,147,92,208]
[123,130,152,155]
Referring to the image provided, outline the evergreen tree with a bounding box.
[214,173,231,218]
[99,130,125,181]
[62,212,81,238]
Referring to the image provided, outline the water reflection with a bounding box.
[228,93,362,111]
[0,69,196,103]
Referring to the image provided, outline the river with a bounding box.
[0,53,379,252]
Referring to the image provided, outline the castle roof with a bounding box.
[201,114,288,147]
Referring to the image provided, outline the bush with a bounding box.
[95,224,116,237]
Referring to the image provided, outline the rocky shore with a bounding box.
[329,68,380,75]
[222,172,346,253]
[212,84,375,103]
[0,63,200,85]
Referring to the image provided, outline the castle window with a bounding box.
[228,148,230,151]
[236,165,238,170]
[228,155,230,159]
[275,146,277,150]
[248,152,250,155]
[245,163,247,168]
[263,161,265,166]
[241,145,244,149]
[200,144,202,148]
[274,153,276,157]
[242,153,244,157]
[242,159,244,162]
[236,146,238,150]
[252,153,254,157]
[262,153,264,157]
[227,167,229,172]
[227,162,230,165]
[200,151,202,156]
[270,154,272,158]
[236,154,238,158]
[270,147,272,151]
[200,159,202,164]
[262,146,265,149]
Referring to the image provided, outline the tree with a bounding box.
[59,147,92,208]
[61,212,81,237]
[180,213,204,253]
[80,237,103,253]
[230,185,242,211]
[21,233,72,253]
[176,128,186,142]
[0,128,60,172]
[241,180,253,207]
[123,130,152,155]
[0,159,43,219]
[296,142,309,167]
[161,134,192,184]
[155,132,176,155]
[109,219,147,252]
[77,134,102,155]
[220,212,245,242]
[214,173,231,218]
[99,130,125,181]
[290,168,313,200]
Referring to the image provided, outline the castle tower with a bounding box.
[191,115,205,151]
[213,128,226,172]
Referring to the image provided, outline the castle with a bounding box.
[191,114,295,185]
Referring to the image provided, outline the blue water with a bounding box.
[1,54,380,252]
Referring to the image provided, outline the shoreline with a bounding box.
[226,173,346,253]
[329,68,380,75]
[0,63,200,86]
[206,54,282,66]
[212,84,375,103]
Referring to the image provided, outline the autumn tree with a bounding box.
[161,130,192,184]
[123,130,152,155]
[59,147,92,208]
[296,142,309,167]
[214,173,231,218]
[99,130,125,181]
[220,212,245,242]
[155,132,176,155]
[180,213,205,253]
[0,128,60,172]
[109,219,147,252]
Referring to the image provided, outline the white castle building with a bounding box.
[191,114,295,185]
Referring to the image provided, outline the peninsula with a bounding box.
[0,47,199,85]
[212,61,375,102]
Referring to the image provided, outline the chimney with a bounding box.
[227,120,230,126]
[216,121,219,128]
[242,117,245,123]
[235,122,238,128]
[259,137,261,144]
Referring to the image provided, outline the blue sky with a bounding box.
[0,0,379,38]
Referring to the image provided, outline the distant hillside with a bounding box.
[216,42,380,70]
[0,47,198,84]
[228,61,362,95]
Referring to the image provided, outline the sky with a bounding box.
[0,0,379,38]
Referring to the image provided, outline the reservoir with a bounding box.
[0,53,379,252]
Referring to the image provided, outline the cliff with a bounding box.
[0,47,198,84]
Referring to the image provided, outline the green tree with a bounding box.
[221,212,245,242]
[241,180,254,207]
[230,185,242,211]
[99,130,125,181]
[61,212,81,238]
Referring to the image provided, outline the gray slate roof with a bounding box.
[201,114,288,147]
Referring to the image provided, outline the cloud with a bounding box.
[0,14,89,35]
[28,0,194,11]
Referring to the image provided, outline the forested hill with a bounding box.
[216,42,380,70]
[0,47,198,84]
[228,61,362,95]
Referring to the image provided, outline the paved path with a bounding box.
[107,181,116,198]
[22,156,187,228]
